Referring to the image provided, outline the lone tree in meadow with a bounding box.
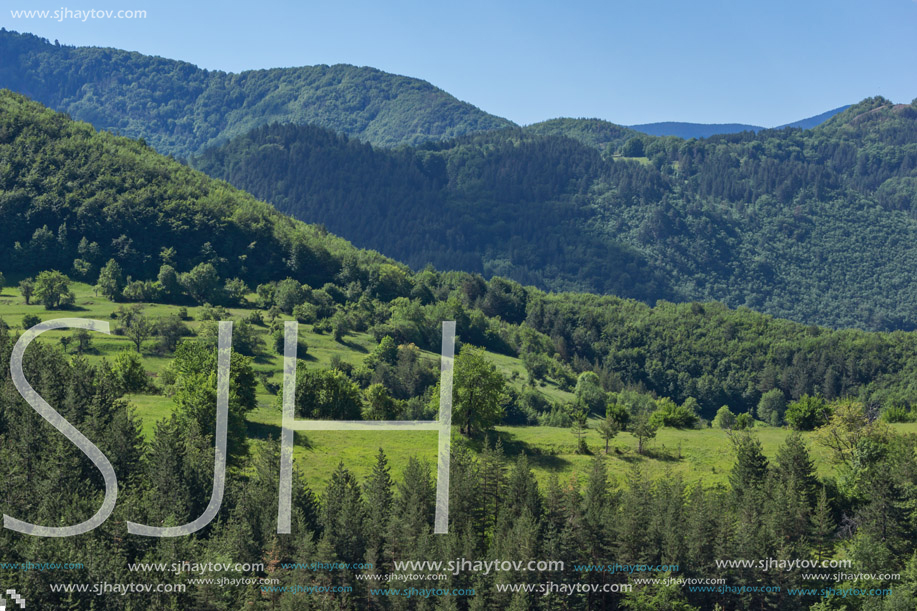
[34,270,74,309]
[631,409,659,455]
[19,277,34,305]
[452,346,506,437]
[596,400,628,453]
[118,304,154,353]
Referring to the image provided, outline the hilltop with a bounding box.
[0,29,513,156]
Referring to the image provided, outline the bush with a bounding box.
[272,328,308,357]
[713,405,736,429]
[649,397,698,429]
[22,313,42,329]
[122,279,162,302]
[785,395,831,431]
[882,404,915,423]
[539,404,573,427]
[734,412,754,430]
[198,304,230,321]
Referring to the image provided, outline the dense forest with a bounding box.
[4,29,917,332]
[3,83,917,609]
[6,90,917,418]
[0,29,513,156]
[3,338,915,609]
[190,98,917,331]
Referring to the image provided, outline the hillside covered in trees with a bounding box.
[0,29,513,156]
[6,89,917,419]
[4,30,917,332]
[191,98,917,331]
[2,90,917,610]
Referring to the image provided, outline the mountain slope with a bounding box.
[776,105,851,129]
[0,29,514,156]
[0,89,394,288]
[191,123,676,302]
[193,97,917,331]
[6,89,917,418]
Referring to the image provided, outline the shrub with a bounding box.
[734,412,754,430]
[649,397,698,428]
[882,404,915,423]
[539,404,573,428]
[785,395,831,431]
[713,405,736,429]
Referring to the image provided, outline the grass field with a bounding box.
[2,280,915,492]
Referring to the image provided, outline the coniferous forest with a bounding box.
[1,25,917,611]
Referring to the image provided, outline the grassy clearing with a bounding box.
[3,281,915,492]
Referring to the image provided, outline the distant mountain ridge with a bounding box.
[629,121,763,138]
[0,29,515,156]
[629,106,851,139]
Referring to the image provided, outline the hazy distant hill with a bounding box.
[630,106,850,138]
[629,121,763,138]
[0,29,514,156]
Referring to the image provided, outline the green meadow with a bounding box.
[2,279,914,491]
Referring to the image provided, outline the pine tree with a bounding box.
[810,486,835,562]
[729,433,769,501]
[773,431,818,506]
[321,462,366,562]
[363,448,394,564]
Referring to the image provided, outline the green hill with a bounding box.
[192,97,917,331]
[4,89,917,611]
[0,29,514,156]
[6,30,917,332]
[523,117,639,151]
[5,89,917,421]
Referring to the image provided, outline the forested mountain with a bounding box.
[4,30,908,332]
[0,90,395,290]
[193,97,917,331]
[5,90,917,611]
[6,89,917,419]
[0,29,513,156]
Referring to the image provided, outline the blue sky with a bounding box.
[3,0,915,126]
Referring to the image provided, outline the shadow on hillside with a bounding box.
[253,351,317,365]
[467,429,572,472]
[617,444,681,463]
[336,338,367,353]
[245,420,315,452]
